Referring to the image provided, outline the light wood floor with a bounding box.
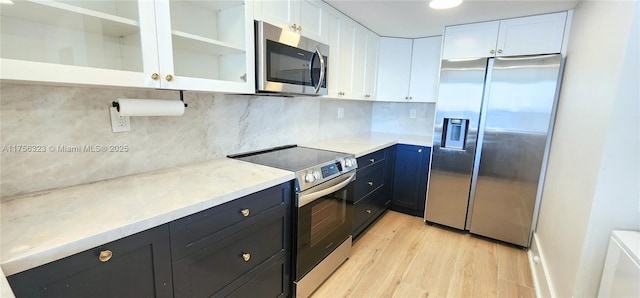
[312,211,536,298]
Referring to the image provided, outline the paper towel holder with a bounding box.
[112,90,188,112]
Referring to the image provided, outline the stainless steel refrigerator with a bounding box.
[425,54,564,247]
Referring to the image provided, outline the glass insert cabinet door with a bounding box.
[0,0,254,93]
[154,0,254,92]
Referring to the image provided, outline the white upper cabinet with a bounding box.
[254,0,328,44]
[155,0,255,93]
[376,38,413,101]
[442,21,499,60]
[363,30,380,100]
[323,6,378,101]
[326,9,342,98]
[408,37,442,102]
[496,12,567,57]
[443,11,567,59]
[0,0,255,93]
[376,36,442,102]
[337,18,356,98]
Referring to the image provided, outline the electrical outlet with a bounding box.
[410,109,417,119]
[110,107,130,132]
[337,107,344,119]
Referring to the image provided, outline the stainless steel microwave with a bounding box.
[255,21,328,96]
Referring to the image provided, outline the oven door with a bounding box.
[295,171,355,280]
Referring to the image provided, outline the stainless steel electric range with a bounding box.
[229,145,357,297]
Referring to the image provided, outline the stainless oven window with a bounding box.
[310,194,345,247]
[296,176,354,279]
[266,40,327,88]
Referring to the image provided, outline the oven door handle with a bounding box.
[299,171,355,207]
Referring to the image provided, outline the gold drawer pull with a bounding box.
[368,181,373,186]
[99,250,112,262]
[366,209,372,214]
[242,253,251,262]
[241,209,250,217]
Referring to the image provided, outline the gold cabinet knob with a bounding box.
[497,49,503,54]
[241,209,250,217]
[365,94,371,98]
[490,49,495,54]
[151,73,160,80]
[368,181,373,186]
[99,250,113,262]
[369,158,375,163]
[291,23,298,30]
[297,25,302,31]
[165,74,174,82]
[242,253,251,262]
[366,209,372,214]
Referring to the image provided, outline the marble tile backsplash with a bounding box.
[371,102,436,137]
[0,83,372,198]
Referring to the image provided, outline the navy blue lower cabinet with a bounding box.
[170,181,293,298]
[391,144,431,217]
[352,146,396,239]
[6,181,294,298]
[7,224,174,298]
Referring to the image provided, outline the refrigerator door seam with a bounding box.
[465,58,495,230]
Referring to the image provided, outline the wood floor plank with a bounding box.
[497,243,535,288]
[311,211,534,298]
[447,235,499,297]
[498,279,536,298]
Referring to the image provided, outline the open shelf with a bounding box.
[171,31,245,56]
[1,0,140,37]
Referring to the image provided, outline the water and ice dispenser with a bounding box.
[442,118,469,150]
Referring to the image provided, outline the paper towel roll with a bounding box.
[115,98,185,116]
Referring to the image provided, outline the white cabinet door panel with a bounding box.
[254,0,296,30]
[363,31,380,100]
[376,38,412,101]
[338,19,356,97]
[299,0,327,43]
[442,21,499,59]
[409,36,442,102]
[496,12,567,56]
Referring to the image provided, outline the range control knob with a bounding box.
[304,172,315,183]
[344,159,353,167]
[313,171,322,179]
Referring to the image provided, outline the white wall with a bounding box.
[533,1,640,297]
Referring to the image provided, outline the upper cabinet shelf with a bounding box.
[0,0,255,93]
[1,0,140,36]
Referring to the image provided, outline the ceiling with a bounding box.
[323,0,580,38]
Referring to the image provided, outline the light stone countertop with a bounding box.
[1,269,15,298]
[0,158,295,276]
[302,132,433,157]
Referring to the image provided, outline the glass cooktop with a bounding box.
[229,145,348,172]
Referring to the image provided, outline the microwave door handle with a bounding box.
[298,171,355,207]
[310,48,325,94]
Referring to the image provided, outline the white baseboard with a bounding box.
[528,233,556,297]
